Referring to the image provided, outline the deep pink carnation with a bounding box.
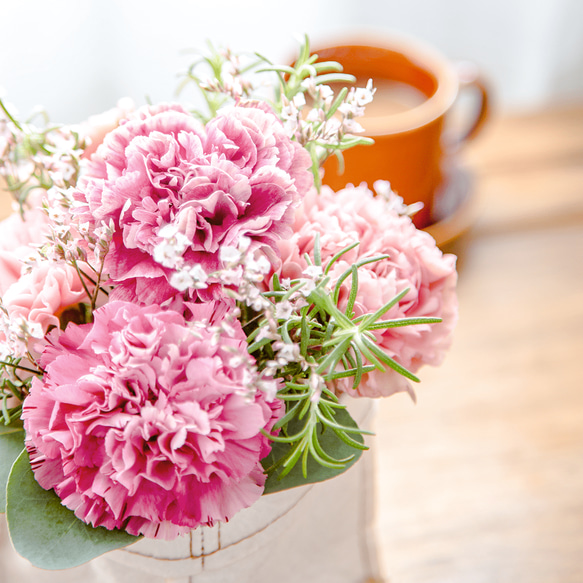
[75,102,312,304]
[276,185,458,398]
[23,300,282,539]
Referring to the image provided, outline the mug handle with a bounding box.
[454,60,490,143]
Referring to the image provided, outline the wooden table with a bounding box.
[374,106,583,583]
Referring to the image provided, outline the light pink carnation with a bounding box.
[0,207,50,294]
[23,301,282,539]
[75,101,312,304]
[3,262,88,333]
[77,97,135,157]
[276,185,458,398]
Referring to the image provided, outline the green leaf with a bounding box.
[0,419,23,434]
[313,73,356,85]
[262,406,365,493]
[0,428,24,512]
[357,287,410,330]
[366,316,442,330]
[361,336,420,383]
[311,60,344,74]
[324,241,359,275]
[6,451,139,570]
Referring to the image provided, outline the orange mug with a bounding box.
[313,36,490,228]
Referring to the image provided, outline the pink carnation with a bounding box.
[75,101,312,304]
[77,98,135,157]
[23,300,281,539]
[276,185,458,398]
[0,207,50,294]
[3,262,88,334]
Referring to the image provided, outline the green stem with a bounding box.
[0,361,41,375]
[0,98,23,131]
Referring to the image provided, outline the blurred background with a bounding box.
[1,0,583,120]
[1,1,582,582]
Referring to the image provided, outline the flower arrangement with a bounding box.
[0,37,457,569]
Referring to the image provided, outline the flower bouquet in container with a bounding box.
[0,36,457,572]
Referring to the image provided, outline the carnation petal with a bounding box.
[23,301,282,538]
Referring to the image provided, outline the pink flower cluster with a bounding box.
[276,184,458,398]
[75,101,312,304]
[12,97,458,543]
[23,301,281,539]
[18,100,312,540]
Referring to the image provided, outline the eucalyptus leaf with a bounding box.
[0,418,23,434]
[6,451,139,570]
[262,406,364,494]
[0,428,24,512]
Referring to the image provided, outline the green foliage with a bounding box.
[255,34,375,190]
[0,358,37,426]
[0,424,24,512]
[177,41,262,123]
[0,97,85,213]
[6,451,140,570]
[254,238,443,487]
[179,35,375,190]
[262,405,364,493]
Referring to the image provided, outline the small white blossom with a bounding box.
[154,243,179,269]
[300,77,317,95]
[220,245,241,265]
[275,301,293,320]
[298,278,318,298]
[0,341,11,361]
[238,236,251,253]
[276,342,301,365]
[292,92,306,109]
[153,225,191,268]
[262,360,279,377]
[373,180,424,216]
[309,372,325,403]
[27,321,44,339]
[253,254,271,274]
[188,264,208,288]
[302,265,323,279]
[168,262,208,292]
[257,377,279,402]
[52,224,70,238]
[342,118,365,134]
[169,271,194,292]
[256,324,280,343]
[219,266,243,286]
[317,84,334,105]
[352,79,375,107]
[306,108,323,123]
[78,222,90,236]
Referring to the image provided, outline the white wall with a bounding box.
[1,0,582,123]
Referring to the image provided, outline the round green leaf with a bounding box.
[0,428,24,512]
[262,406,365,494]
[6,450,140,570]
